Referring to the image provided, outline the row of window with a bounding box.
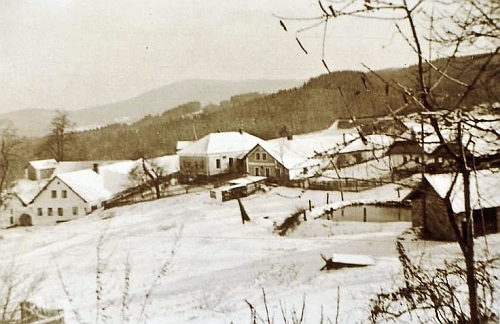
[255,152,267,161]
[51,190,68,199]
[37,207,78,217]
[254,167,281,177]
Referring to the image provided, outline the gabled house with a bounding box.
[21,161,140,226]
[245,133,355,184]
[178,131,264,177]
[245,141,324,183]
[405,169,500,240]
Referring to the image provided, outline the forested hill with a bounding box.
[34,54,500,161]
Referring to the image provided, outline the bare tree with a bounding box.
[129,158,169,200]
[48,110,74,162]
[278,1,500,323]
[0,122,23,210]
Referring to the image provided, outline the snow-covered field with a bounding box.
[1,184,498,324]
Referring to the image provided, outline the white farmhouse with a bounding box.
[178,131,264,177]
[12,161,140,226]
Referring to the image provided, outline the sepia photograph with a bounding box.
[1,0,499,323]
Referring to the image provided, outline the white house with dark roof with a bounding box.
[178,131,265,177]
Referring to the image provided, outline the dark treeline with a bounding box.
[25,54,500,165]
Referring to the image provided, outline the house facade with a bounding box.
[245,144,289,181]
[30,170,106,226]
[178,131,264,177]
[406,170,500,240]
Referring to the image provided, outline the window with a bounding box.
[62,190,67,198]
[276,168,281,178]
[37,208,43,216]
[48,208,53,216]
[265,168,270,177]
[256,153,261,160]
[58,208,64,216]
[262,153,267,161]
[10,217,13,225]
[228,158,234,168]
[72,207,78,216]
[51,190,57,198]
[415,157,420,163]
[216,159,221,169]
[255,167,260,176]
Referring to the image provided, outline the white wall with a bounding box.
[30,179,92,226]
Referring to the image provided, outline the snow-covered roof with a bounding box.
[176,141,195,152]
[12,179,49,205]
[149,155,180,175]
[53,161,140,203]
[400,111,500,157]
[319,156,394,181]
[338,134,394,154]
[416,169,500,213]
[56,169,109,202]
[52,160,126,176]
[228,176,266,185]
[29,159,57,170]
[178,131,264,156]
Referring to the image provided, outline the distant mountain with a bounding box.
[0,79,304,137]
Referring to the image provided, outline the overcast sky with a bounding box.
[0,0,417,113]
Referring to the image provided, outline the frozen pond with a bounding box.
[320,204,411,222]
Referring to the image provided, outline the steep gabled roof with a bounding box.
[56,169,109,203]
[406,169,500,213]
[178,132,264,156]
[31,160,140,204]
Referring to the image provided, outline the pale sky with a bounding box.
[0,0,416,113]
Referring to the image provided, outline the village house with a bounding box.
[177,130,264,178]
[1,161,142,226]
[405,169,500,241]
[29,161,142,225]
[245,131,358,184]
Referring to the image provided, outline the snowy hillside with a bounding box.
[1,185,498,323]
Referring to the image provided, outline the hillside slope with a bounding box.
[0,79,303,137]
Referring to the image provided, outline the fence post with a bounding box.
[308,200,312,212]
[303,210,307,221]
[363,207,367,222]
[327,193,329,204]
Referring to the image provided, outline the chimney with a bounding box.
[93,163,99,174]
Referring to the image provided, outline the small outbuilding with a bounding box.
[405,169,500,241]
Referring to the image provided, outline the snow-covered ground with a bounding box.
[0,184,498,324]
